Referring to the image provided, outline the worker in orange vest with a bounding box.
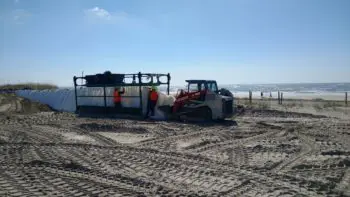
[146,86,158,117]
[113,87,124,110]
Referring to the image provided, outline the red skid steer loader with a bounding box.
[159,80,236,121]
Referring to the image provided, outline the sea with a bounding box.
[160,82,350,101]
[60,82,350,101]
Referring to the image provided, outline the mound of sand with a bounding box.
[0,94,53,114]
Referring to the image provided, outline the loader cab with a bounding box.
[185,80,219,93]
[183,80,234,119]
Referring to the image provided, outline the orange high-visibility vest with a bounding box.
[150,90,158,101]
[114,91,121,103]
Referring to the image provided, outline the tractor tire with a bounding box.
[203,107,212,121]
[219,88,233,98]
[236,105,245,115]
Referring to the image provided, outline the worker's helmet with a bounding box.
[152,85,157,91]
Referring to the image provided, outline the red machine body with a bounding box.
[172,89,207,113]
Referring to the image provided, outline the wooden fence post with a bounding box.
[281,92,283,105]
[103,85,107,115]
[278,91,280,105]
[346,92,348,106]
[249,90,252,105]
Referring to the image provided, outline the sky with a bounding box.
[0,0,349,87]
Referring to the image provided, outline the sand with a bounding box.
[0,93,350,196]
[236,98,350,120]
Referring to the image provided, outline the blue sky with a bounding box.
[1,0,349,86]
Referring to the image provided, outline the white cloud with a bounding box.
[12,9,31,24]
[84,7,129,24]
[85,7,112,20]
[83,6,148,28]
[0,9,31,24]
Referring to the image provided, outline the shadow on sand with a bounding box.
[76,106,238,127]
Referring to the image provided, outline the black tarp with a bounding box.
[85,73,125,86]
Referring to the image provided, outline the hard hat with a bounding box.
[151,85,157,90]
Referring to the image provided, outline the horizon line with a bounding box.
[56,81,350,88]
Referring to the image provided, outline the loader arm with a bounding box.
[172,90,206,113]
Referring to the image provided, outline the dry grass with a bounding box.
[311,101,345,111]
[257,101,270,110]
[313,103,323,111]
[322,101,343,108]
[235,98,271,110]
[283,102,297,108]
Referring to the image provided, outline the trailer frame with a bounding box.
[73,72,171,117]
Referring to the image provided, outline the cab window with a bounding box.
[188,83,199,92]
[188,83,206,92]
[208,82,218,92]
[199,83,205,91]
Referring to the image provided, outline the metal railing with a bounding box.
[73,72,171,115]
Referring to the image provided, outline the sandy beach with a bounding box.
[235,97,350,120]
[233,91,348,101]
[0,93,349,196]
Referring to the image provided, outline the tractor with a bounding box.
[160,80,235,121]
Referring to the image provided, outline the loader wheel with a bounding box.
[203,107,212,121]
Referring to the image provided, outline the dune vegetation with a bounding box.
[0,83,58,91]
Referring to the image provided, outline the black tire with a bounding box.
[219,88,233,98]
[203,107,212,121]
[216,118,225,122]
[237,105,245,112]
